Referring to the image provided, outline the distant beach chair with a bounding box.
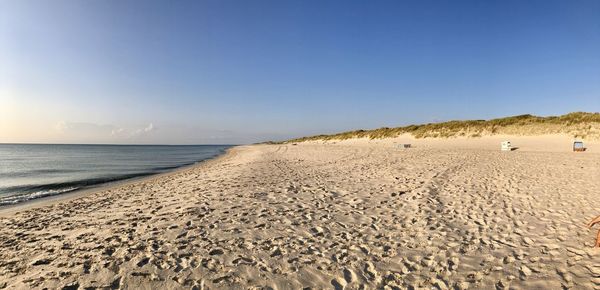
[573,141,586,152]
[501,141,512,151]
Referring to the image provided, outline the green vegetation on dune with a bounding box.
[281,112,600,143]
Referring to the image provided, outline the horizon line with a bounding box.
[0,142,239,146]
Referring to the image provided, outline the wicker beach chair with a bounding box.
[573,141,586,152]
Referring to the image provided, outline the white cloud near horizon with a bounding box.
[46,121,278,144]
[132,123,156,136]
[55,121,157,142]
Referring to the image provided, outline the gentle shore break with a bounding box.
[0,139,599,289]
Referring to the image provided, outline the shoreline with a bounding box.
[5,134,591,215]
[1,133,596,216]
[0,146,239,216]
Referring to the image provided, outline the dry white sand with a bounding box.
[1,135,599,289]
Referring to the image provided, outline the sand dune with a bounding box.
[1,137,599,289]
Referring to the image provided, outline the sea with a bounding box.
[0,144,231,206]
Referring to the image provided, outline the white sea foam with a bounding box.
[0,187,80,206]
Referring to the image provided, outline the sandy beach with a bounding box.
[1,136,599,289]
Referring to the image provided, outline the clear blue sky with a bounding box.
[1,0,599,144]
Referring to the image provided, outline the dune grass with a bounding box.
[280,112,600,143]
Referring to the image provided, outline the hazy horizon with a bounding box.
[0,111,598,146]
[2,0,599,144]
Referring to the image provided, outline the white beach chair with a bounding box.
[501,141,512,151]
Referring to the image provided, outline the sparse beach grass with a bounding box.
[282,112,600,143]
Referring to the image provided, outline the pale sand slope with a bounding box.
[1,137,599,290]
[305,133,600,153]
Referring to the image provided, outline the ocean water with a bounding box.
[0,144,231,206]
